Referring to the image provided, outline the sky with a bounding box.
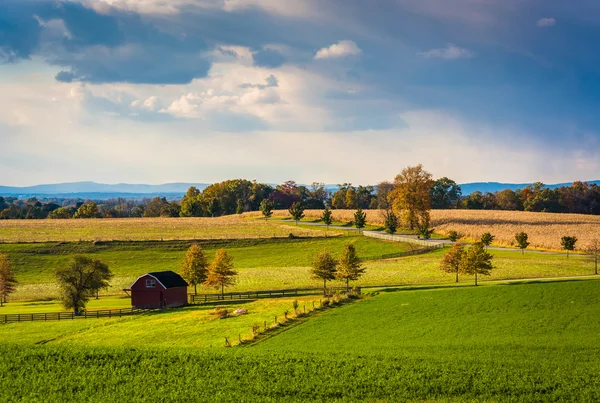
[1,0,600,186]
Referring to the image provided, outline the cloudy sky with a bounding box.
[2,0,600,186]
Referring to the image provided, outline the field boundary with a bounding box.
[0,307,149,324]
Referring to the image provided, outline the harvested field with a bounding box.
[0,216,328,243]
[245,210,600,250]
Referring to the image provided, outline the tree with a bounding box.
[321,208,333,229]
[48,207,72,219]
[354,208,367,233]
[375,182,394,209]
[55,256,113,314]
[389,164,434,230]
[459,242,493,286]
[430,177,462,209]
[204,249,237,297]
[207,198,222,217]
[382,209,398,234]
[336,243,365,291]
[260,199,274,221]
[180,244,209,295]
[0,254,17,306]
[448,231,460,242]
[560,236,578,258]
[288,202,305,225]
[585,239,600,275]
[180,187,204,217]
[515,232,530,255]
[480,232,495,250]
[440,243,465,283]
[73,203,100,219]
[311,249,338,296]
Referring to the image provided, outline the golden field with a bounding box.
[245,209,600,250]
[0,215,329,243]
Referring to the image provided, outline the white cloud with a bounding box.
[537,17,556,27]
[418,44,473,60]
[315,40,361,60]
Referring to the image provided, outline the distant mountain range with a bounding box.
[1,180,599,199]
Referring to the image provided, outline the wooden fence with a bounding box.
[188,286,357,304]
[1,308,146,324]
[363,231,445,249]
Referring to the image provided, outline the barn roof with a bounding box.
[134,271,188,289]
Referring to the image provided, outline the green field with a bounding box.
[2,280,599,401]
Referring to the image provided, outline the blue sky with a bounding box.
[1,0,599,186]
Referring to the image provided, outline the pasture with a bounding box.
[2,280,599,402]
[246,209,600,250]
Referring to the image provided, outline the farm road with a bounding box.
[277,220,586,257]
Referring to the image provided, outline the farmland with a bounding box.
[246,209,600,250]
[2,280,599,401]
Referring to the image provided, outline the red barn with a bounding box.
[130,271,188,309]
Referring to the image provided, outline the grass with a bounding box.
[0,295,323,348]
[0,237,411,300]
[2,280,600,401]
[0,215,330,243]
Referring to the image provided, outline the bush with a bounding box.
[448,231,460,242]
[211,308,229,319]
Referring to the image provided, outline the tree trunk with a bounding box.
[567,251,569,258]
[346,278,349,292]
[194,284,197,296]
[323,279,327,297]
[522,248,524,255]
[595,258,598,275]
[475,272,478,286]
[221,283,224,298]
[455,269,459,283]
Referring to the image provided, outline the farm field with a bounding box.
[246,209,600,250]
[0,237,411,300]
[2,280,599,402]
[0,215,330,243]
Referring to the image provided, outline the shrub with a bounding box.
[448,231,460,242]
[211,308,229,319]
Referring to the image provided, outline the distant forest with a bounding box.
[1,178,600,219]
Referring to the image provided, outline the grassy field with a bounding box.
[0,237,411,301]
[0,295,323,348]
[2,280,599,401]
[247,209,600,250]
[0,215,330,242]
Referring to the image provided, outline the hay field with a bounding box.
[0,216,328,243]
[245,210,600,250]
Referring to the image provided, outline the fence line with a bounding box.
[0,307,147,324]
[189,286,356,304]
[363,231,445,249]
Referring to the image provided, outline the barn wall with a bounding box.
[164,287,188,308]
[131,275,165,309]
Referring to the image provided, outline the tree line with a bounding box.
[2,175,600,220]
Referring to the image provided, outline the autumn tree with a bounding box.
[515,232,530,255]
[448,231,460,242]
[260,199,274,221]
[560,236,577,258]
[321,208,333,229]
[55,256,113,314]
[354,208,367,233]
[480,232,495,250]
[389,164,434,230]
[440,243,465,283]
[289,202,305,225]
[459,242,493,286]
[0,254,17,306]
[180,244,209,295]
[336,243,365,292]
[382,209,398,234]
[586,239,600,275]
[204,249,237,298]
[73,202,100,219]
[311,249,338,296]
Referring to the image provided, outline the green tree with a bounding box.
[354,208,367,233]
[321,208,333,229]
[0,254,17,306]
[586,239,600,275]
[561,236,578,258]
[180,187,204,217]
[311,249,338,296]
[260,199,274,221]
[204,249,237,297]
[336,243,365,291]
[448,231,460,242]
[55,256,113,314]
[430,177,462,209]
[288,202,305,225]
[236,199,245,215]
[480,232,495,250]
[48,207,72,219]
[180,244,209,295]
[382,209,398,234]
[515,232,530,255]
[459,242,493,286]
[440,243,465,283]
[73,203,100,219]
[207,198,222,217]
